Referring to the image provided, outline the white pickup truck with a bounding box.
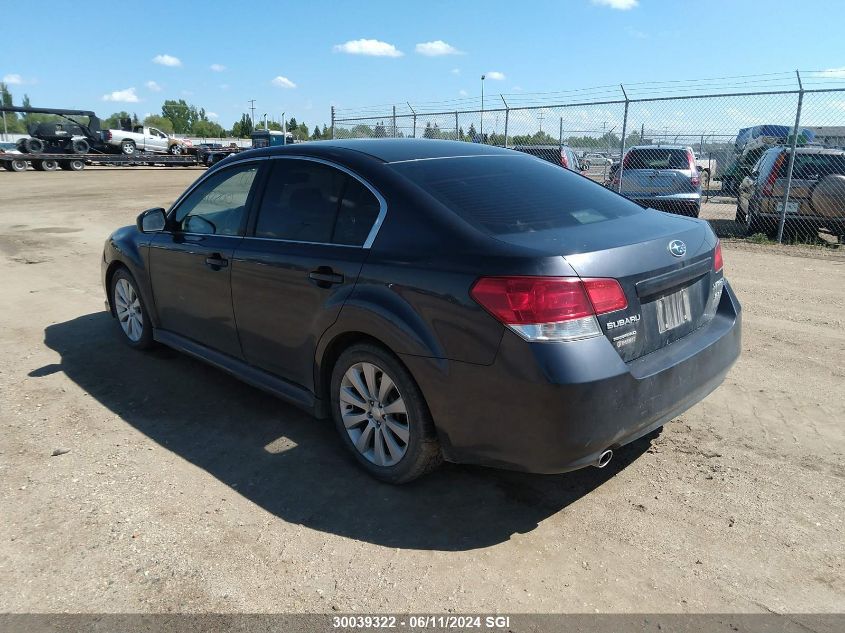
[103,126,189,155]
[693,153,718,180]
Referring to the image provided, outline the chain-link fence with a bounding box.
[331,71,845,246]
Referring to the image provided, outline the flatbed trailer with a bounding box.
[0,151,203,172]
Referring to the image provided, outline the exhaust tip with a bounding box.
[594,449,613,469]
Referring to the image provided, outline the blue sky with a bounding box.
[2,0,843,130]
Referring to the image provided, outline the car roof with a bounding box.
[763,145,845,155]
[238,138,516,164]
[627,144,689,150]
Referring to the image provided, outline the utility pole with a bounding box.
[248,99,256,128]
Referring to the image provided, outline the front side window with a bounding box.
[253,160,381,246]
[173,164,258,235]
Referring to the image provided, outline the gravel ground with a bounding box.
[0,167,842,614]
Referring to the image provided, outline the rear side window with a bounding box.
[255,160,345,243]
[392,155,642,236]
[625,148,689,170]
[253,159,381,246]
[333,177,381,246]
[780,153,845,179]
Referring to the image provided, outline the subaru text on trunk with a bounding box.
[102,139,741,483]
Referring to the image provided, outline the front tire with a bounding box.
[331,343,442,483]
[110,268,154,349]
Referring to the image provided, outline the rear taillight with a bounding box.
[470,276,627,342]
[762,152,786,196]
[687,149,700,187]
[104,130,112,140]
[560,150,569,169]
[713,240,723,273]
[622,151,632,168]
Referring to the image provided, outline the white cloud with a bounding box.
[451,68,461,75]
[102,87,139,103]
[271,75,297,89]
[210,63,226,72]
[145,80,162,92]
[152,54,182,67]
[207,112,219,119]
[459,89,468,97]
[3,73,22,85]
[485,71,506,81]
[415,40,463,56]
[333,39,403,57]
[591,0,639,9]
[821,67,845,78]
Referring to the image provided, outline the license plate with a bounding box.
[776,201,800,214]
[655,287,692,333]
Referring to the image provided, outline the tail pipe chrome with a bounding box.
[594,449,613,469]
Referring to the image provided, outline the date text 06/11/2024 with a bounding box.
[332,615,512,629]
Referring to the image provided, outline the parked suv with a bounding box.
[736,146,845,238]
[511,144,583,171]
[613,145,702,217]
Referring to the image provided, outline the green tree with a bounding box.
[0,82,25,133]
[191,119,226,138]
[232,114,253,138]
[143,115,174,134]
[161,99,192,134]
[312,125,321,140]
[102,111,133,130]
[322,124,329,138]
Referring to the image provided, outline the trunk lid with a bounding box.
[565,213,717,362]
[500,210,719,362]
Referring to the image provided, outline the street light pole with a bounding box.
[480,74,485,142]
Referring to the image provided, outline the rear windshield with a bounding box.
[777,153,845,179]
[391,155,642,236]
[625,148,690,170]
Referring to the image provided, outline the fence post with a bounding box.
[559,117,563,151]
[617,84,630,193]
[392,105,397,138]
[455,111,459,141]
[330,106,335,139]
[407,102,416,138]
[776,71,804,243]
[500,95,509,148]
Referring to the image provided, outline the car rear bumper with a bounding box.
[402,281,741,474]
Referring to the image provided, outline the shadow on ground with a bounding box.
[35,312,654,551]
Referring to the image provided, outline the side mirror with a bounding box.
[137,207,167,233]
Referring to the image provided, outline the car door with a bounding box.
[147,127,165,152]
[231,157,384,390]
[149,161,263,358]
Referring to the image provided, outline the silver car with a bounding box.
[613,145,702,217]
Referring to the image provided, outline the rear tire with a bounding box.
[59,159,85,172]
[70,138,90,154]
[4,159,28,172]
[22,137,45,154]
[120,139,136,155]
[330,343,442,484]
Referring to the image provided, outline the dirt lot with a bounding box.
[0,168,843,614]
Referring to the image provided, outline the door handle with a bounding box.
[205,254,228,269]
[309,268,344,287]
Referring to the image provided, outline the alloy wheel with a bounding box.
[114,278,143,342]
[339,362,410,467]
